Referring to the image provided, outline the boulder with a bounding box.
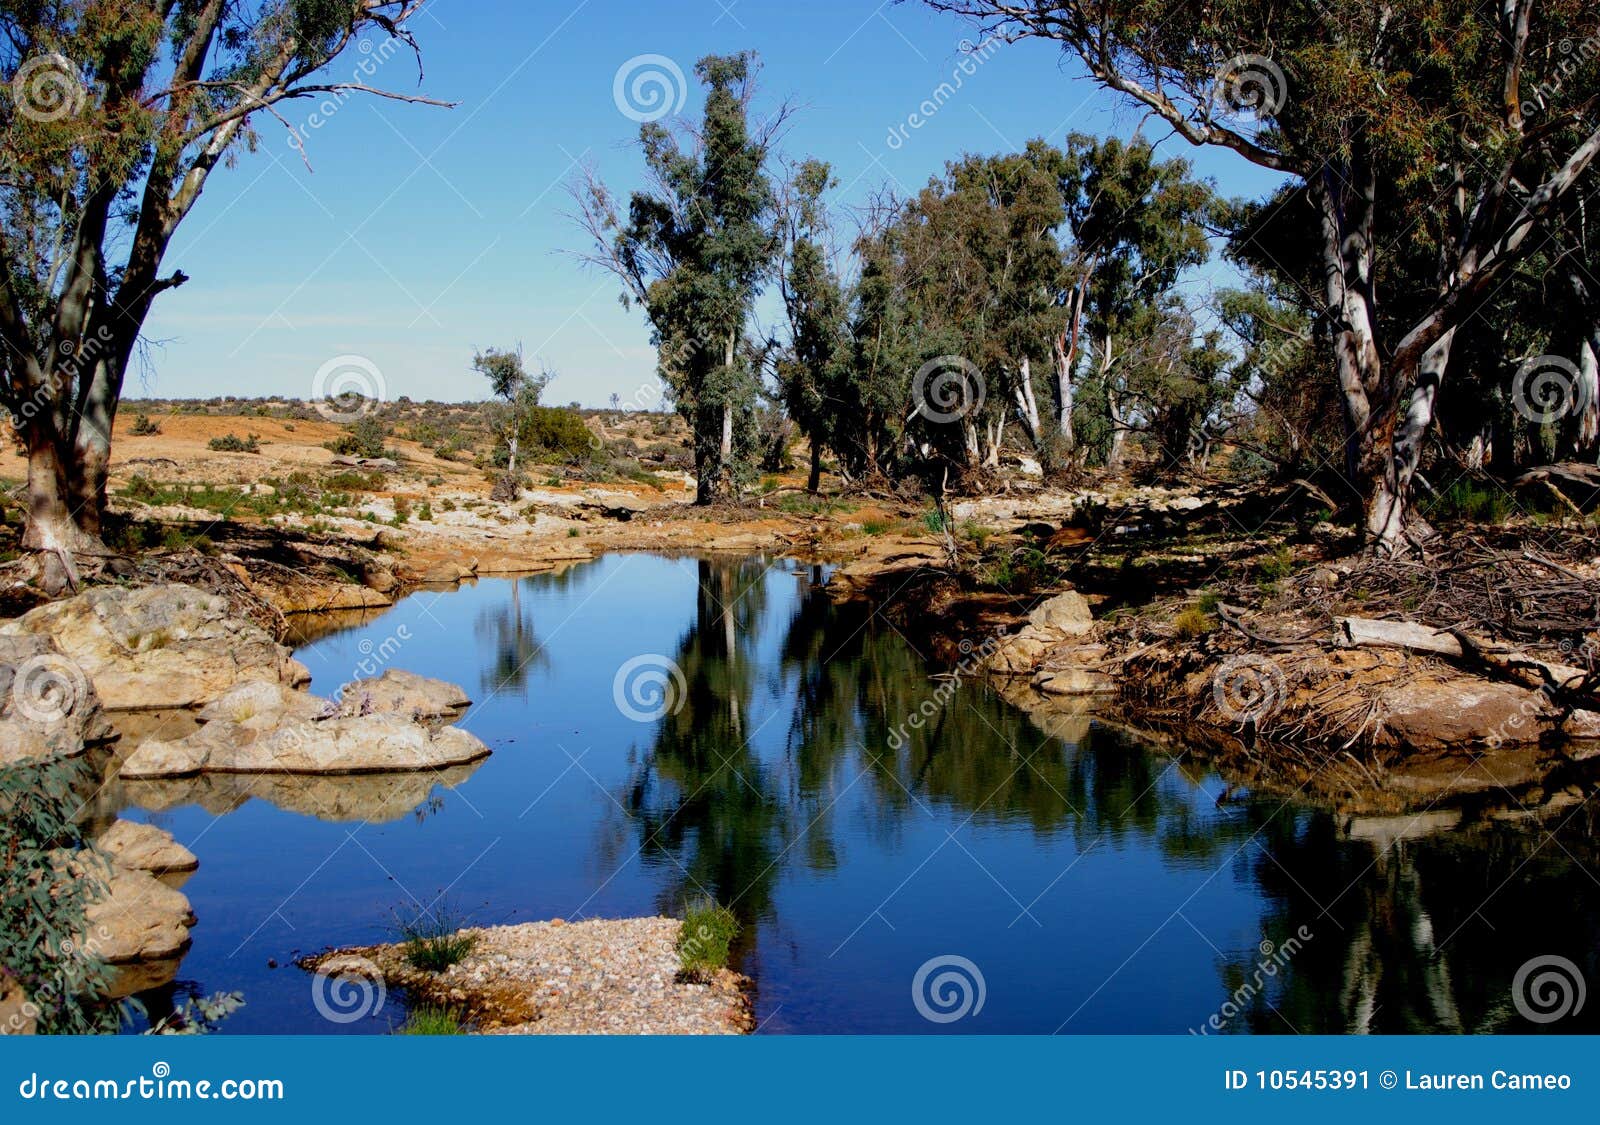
[79,857,195,964]
[1026,590,1095,638]
[0,635,116,764]
[94,820,198,876]
[0,584,309,711]
[1381,678,1545,752]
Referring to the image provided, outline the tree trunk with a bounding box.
[1012,355,1041,447]
[21,423,99,555]
[806,437,822,493]
[1576,334,1599,460]
[1366,330,1454,550]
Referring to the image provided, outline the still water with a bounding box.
[115,553,1599,1033]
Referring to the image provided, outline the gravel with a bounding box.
[303,917,752,1035]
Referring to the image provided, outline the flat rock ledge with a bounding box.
[301,918,752,1035]
[119,673,489,779]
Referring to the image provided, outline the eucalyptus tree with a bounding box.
[0,1,447,564]
[472,345,547,478]
[926,0,1600,553]
[574,53,785,503]
[774,158,850,492]
[1053,134,1217,452]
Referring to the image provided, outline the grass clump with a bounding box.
[677,898,739,978]
[396,907,478,973]
[396,1005,466,1036]
[1172,604,1217,640]
[129,413,161,435]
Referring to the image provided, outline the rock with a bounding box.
[122,711,489,778]
[94,820,198,876]
[1033,668,1116,696]
[360,562,399,594]
[706,531,769,552]
[421,560,476,584]
[338,669,470,721]
[1026,591,1094,638]
[576,490,649,520]
[0,980,35,1035]
[0,635,116,764]
[0,584,309,711]
[1382,678,1545,752]
[986,632,1051,675]
[197,680,323,729]
[1017,456,1043,477]
[78,856,195,964]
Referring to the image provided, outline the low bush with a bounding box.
[677,898,739,978]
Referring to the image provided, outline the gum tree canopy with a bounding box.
[926,0,1600,554]
[1,0,447,563]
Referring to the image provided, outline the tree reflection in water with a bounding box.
[614,557,1600,1032]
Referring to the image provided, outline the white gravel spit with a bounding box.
[302,917,752,1035]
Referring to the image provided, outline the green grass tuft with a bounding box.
[395,1005,465,1035]
[396,906,478,973]
[677,898,739,978]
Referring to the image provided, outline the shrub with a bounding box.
[326,415,392,459]
[677,898,739,978]
[0,757,117,1033]
[520,406,594,461]
[129,413,161,436]
[207,432,259,453]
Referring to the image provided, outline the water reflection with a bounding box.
[104,553,1598,1033]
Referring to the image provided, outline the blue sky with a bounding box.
[138,0,1287,407]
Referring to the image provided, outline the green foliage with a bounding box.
[0,757,117,1033]
[206,432,259,453]
[1422,478,1515,525]
[145,991,245,1035]
[396,1005,465,1036]
[677,899,739,978]
[128,413,161,436]
[519,406,593,461]
[396,907,478,973]
[581,52,779,501]
[325,416,392,459]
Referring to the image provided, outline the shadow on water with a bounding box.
[111,553,1599,1033]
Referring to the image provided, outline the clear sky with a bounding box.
[138,0,1287,407]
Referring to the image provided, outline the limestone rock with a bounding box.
[0,584,309,711]
[1026,591,1095,638]
[94,820,198,876]
[80,857,195,964]
[0,634,115,764]
[337,669,470,721]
